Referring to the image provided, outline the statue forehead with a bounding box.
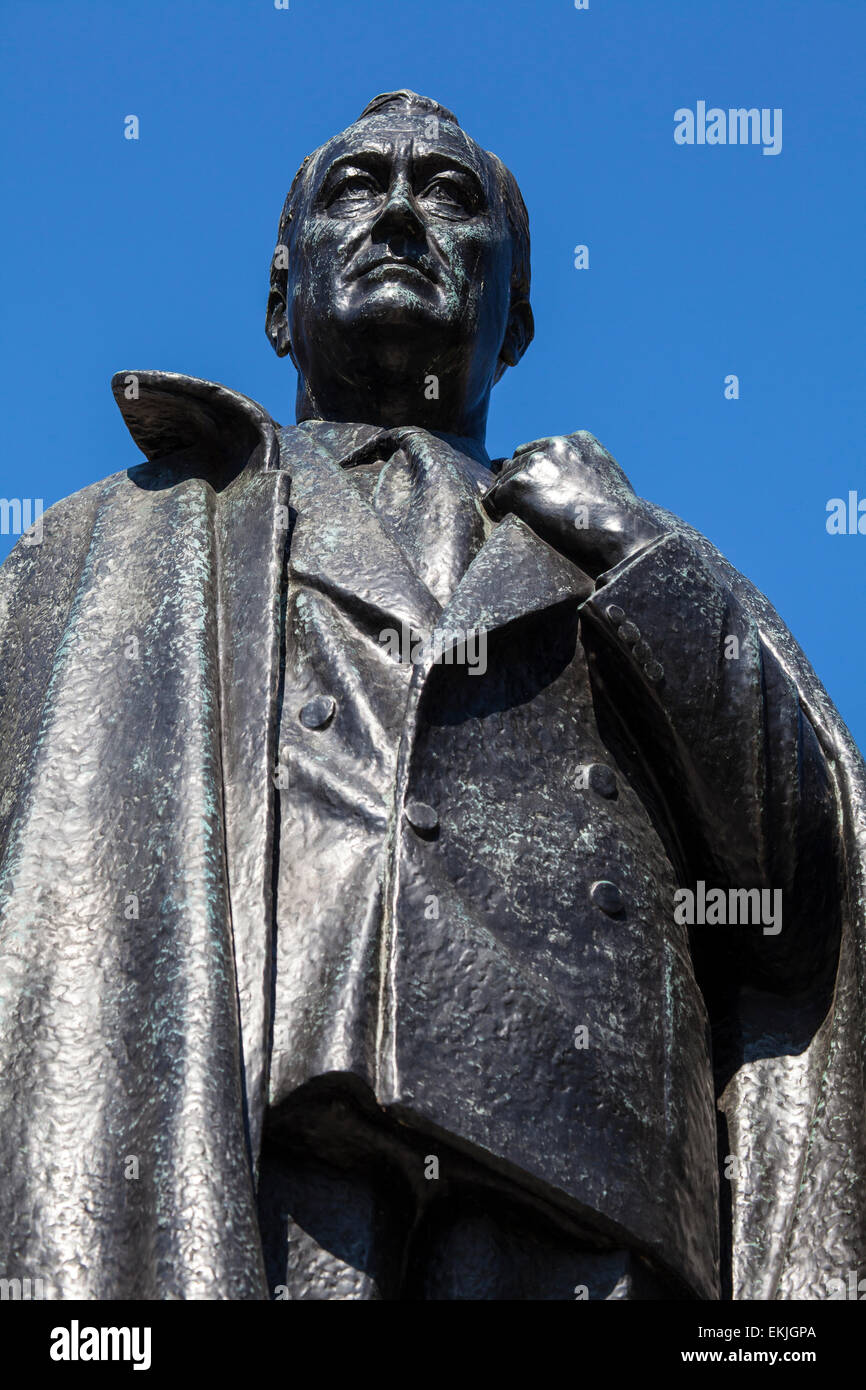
[308,112,494,186]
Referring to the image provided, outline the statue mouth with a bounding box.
[352,256,436,284]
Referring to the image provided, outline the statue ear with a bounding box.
[266,287,293,360]
[496,299,534,379]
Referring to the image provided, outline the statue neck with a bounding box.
[293,373,491,455]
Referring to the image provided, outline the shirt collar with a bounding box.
[293,418,493,476]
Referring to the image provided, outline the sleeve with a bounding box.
[579,529,843,1002]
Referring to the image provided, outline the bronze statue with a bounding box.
[0,90,864,1300]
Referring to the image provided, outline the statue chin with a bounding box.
[350,288,445,334]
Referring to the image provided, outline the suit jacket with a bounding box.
[0,370,864,1300]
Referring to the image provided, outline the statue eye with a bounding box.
[328,173,380,205]
[418,176,476,213]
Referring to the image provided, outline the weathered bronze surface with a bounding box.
[0,91,864,1300]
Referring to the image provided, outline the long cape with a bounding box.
[0,371,863,1299]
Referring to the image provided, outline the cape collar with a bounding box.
[112,369,281,476]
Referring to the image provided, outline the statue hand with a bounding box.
[482,433,663,578]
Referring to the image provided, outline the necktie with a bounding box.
[354,428,490,608]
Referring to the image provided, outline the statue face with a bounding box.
[283,112,515,395]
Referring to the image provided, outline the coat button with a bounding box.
[633,639,652,662]
[299,695,336,730]
[585,763,617,798]
[590,880,625,916]
[605,604,625,625]
[404,800,439,835]
[644,660,665,683]
[618,621,640,645]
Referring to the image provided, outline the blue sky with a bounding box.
[2,0,864,745]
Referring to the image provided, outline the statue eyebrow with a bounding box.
[315,150,392,190]
[411,151,486,191]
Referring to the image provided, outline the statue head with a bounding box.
[266,90,534,449]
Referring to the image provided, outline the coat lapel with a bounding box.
[420,513,594,667]
[278,424,443,642]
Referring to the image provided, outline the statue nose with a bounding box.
[370,184,425,244]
